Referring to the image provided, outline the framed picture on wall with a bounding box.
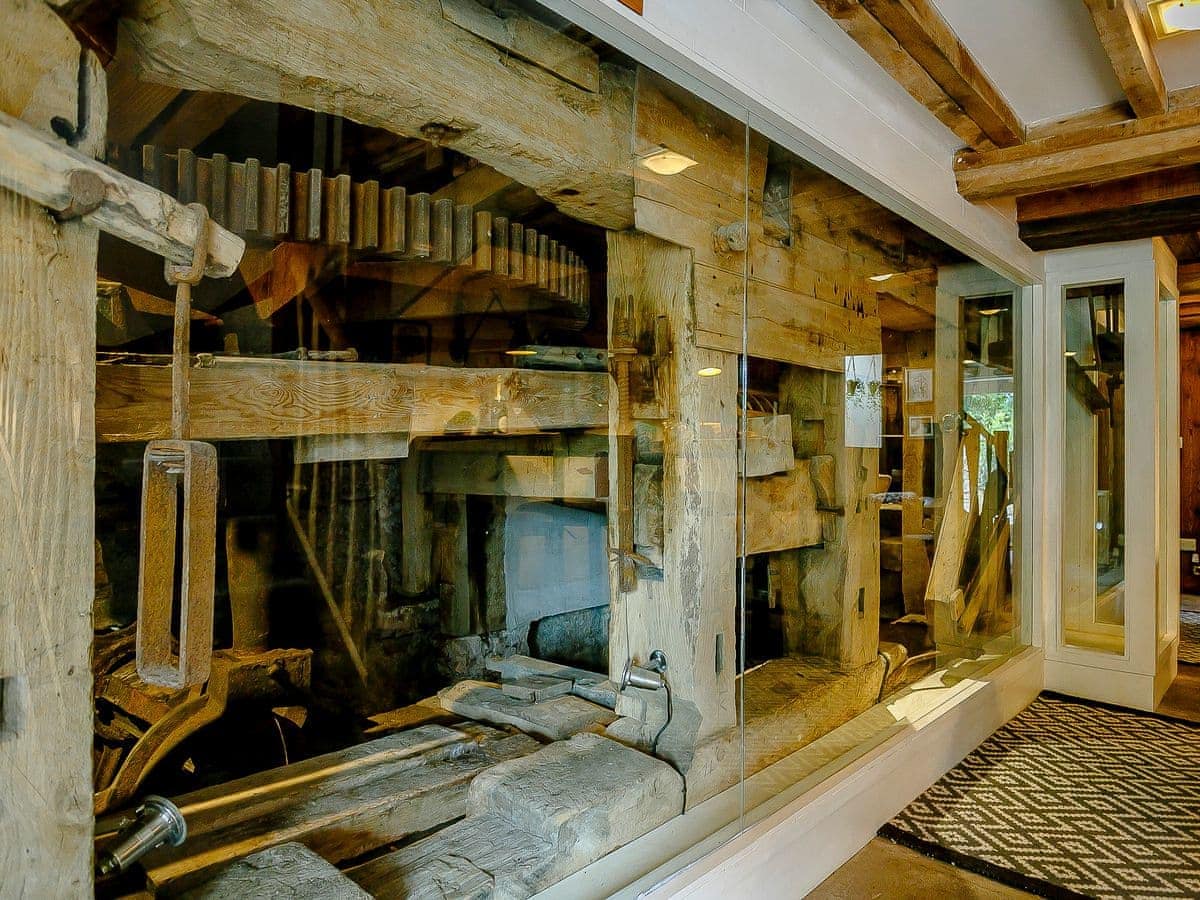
[908,415,935,438]
[905,367,933,404]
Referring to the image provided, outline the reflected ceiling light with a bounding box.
[697,366,723,377]
[638,147,698,176]
[1150,0,1200,36]
[869,273,896,283]
[978,306,1007,317]
[1064,350,1077,358]
[505,348,538,357]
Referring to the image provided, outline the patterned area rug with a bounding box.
[1180,610,1200,665]
[883,694,1200,900]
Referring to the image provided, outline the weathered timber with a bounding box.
[439,0,600,92]
[0,5,102,893]
[955,107,1200,200]
[743,413,796,477]
[179,842,369,900]
[122,0,635,229]
[348,733,683,899]
[809,0,992,149]
[1016,166,1200,249]
[741,462,822,555]
[0,109,243,276]
[96,361,608,442]
[437,680,616,741]
[860,0,1024,145]
[109,724,540,894]
[485,654,618,708]
[423,452,607,499]
[607,231,738,782]
[1082,0,1166,119]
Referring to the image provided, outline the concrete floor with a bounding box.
[808,838,1032,899]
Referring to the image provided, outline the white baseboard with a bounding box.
[645,646,1044,899]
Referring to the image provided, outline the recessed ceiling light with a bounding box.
[1150,0,1200,37]
[638,148,699,176]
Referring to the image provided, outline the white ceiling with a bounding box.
[929,0,1200,128]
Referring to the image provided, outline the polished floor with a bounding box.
[808,838,1032,899]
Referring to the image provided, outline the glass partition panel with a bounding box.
[1061,281,1127,655]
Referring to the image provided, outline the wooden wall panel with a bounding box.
[1180,329,1200,595]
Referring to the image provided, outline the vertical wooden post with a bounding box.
[606,231,738,764]
[0,2,105,893]
[779,367,881,670]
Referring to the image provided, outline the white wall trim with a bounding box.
[545,0,1043,285]
[644,646,1044,899]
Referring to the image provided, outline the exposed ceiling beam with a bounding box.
[811,0,1023,148]
[859,0,1024,146]
[955,108,1200,200]
[1081,0,1167,118]
[808,0,992,149]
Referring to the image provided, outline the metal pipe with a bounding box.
[96,795,187,878]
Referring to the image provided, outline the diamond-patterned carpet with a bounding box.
[883,694,1200,900]
[1179,610,1200,665]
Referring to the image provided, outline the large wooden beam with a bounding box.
[956,108,1200,200]
[1016,166,1200,250]
[808,0,992,149]
[0,2,104,894]
[120,0,635,230]
[96,360,608,442]
[1082,0,1166,119]
[853,0,1024,147]
[0,108,244,276]
[1179,262,1200,295]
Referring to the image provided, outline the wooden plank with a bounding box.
[0,108,244,277]
[177,842,369,899]
[123,0,634,230]
[955,107,1200,200]
[1082,0,1166,118]
[741,463,822,555]
[743,414,796,478]
[439,0,600,92]
[854,0,1024,146]
[1179,262,1200,295]
[424,452,607,498]
[118,725,539,894]
[295,432,411,464]
[1016,165,1200,223]
[0,5,103,893]
[96,361,608,442]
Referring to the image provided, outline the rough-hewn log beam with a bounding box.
[120,0,634,230]
[96,360,608,442]
[1017,166,1200,250]
[955,108,1200,200]
[1082,0,1166,118]
[808,0,993,149]
[853,0,1024,146]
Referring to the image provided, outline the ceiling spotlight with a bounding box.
[638,148,699,176]
[1150,0,1200,36]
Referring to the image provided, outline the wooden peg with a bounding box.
[473,210,492,271]
[524,227,539,287]
[229,162,246,234]
[406,192,431,258]
[454,203,473,264]
[244,158,261,233]
[177,148,196,204]
[537,233,549,289]
[509,222,524,282]
[325,173,351,244]
[493,216,509,277]
[381,186,406,254]
[432,197,454,263]
[210,153,229,229]
[352,179,380,250]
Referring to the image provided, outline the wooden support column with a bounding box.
[779,367,881,670]
[0,2,105,893]
[607,231,738,758]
